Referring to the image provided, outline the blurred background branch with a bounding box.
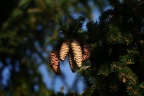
[0,0,107,95]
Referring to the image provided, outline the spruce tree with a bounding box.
[1,0,144,95]
[50,0,144,95]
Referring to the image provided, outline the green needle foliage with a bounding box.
[54,0,144,95]
[81,0,144,95]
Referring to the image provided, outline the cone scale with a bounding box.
[60,40,71,61]
[71,39,82,68]
[68,50,77,72]
[82,44,92,62]
[49,50,60,75]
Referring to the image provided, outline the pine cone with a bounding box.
[71,39,82,68]
[68,51,77,72]
[82,44,92,62]
[122,77,126,83]
[60,40,71,61]
[49,50,60,75]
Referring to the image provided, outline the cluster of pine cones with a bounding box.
[49,39,92,75]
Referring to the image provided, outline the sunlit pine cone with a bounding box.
[68,51,77,72]
[82,44,92,62]
[49,50,60,75]
[71,39,82,68]
[60,40,71,61]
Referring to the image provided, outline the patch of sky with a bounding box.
[2,65,11,86]
[37,24,43,31]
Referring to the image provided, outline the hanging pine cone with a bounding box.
[68,51,77,72]
[60,40,71,61]
[71,39,82,68]
[49,50,60,75]
[122,77,126,83]
[82,44,92,62]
